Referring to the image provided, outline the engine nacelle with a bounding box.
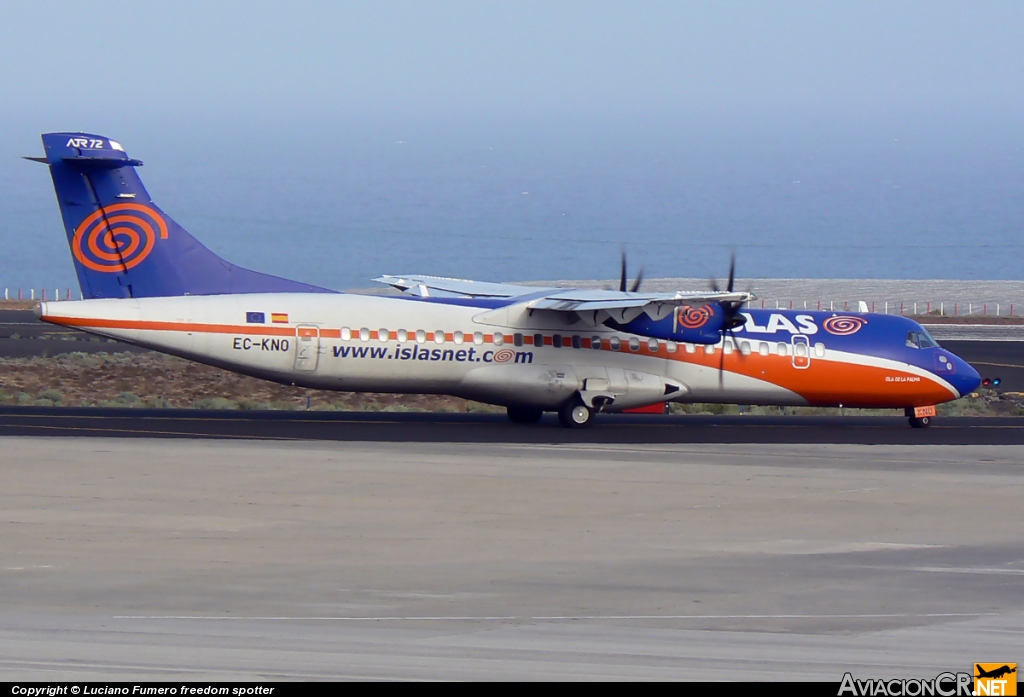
[616,304,725,344]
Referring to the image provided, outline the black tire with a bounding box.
[558,398,593,429]
[909,416,931,429]
[507,405,543,424]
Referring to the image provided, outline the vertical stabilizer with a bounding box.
[34,132,336,299]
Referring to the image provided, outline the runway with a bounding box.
[3,406,1024,444]
[1,437,1022,680]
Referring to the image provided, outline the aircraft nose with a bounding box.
[951,354,981,397]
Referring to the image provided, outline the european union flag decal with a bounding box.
[246,312,265,324]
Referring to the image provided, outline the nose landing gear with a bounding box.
[905,406,936,429]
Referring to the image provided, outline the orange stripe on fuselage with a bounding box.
[45,315,297,336]
[44,315,951,407]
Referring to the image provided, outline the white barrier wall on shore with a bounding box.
[3,288,80,301]
[5,277,1024,316]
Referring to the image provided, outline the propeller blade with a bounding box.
[630,266,645,293]
[620,251,628,293]
[718,335,726,387]
[727,250,736,293]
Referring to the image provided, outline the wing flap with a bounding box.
[528,290,752,312]
[374,274,553,298]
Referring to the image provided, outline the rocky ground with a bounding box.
[0,351,500,412]
[0,350,1019,416]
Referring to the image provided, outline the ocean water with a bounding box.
[2,126,1023,293]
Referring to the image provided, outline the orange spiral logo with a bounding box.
[677,305,712,330]
[823,316,867,336]
[72,203,168,273]
[492,349,515,363]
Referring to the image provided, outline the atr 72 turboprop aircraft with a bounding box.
[27,132,980,428]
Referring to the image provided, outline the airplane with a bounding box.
[975,665,1016,680]
[26,132,981,428]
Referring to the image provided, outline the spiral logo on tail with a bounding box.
[72,203,168,272]
[823,315,867,336]
[676,305,712,330]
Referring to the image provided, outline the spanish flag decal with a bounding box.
[271,313,289,324]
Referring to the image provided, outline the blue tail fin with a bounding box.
[32,132,336,299]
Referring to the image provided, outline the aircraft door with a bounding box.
[294,325,320,371]
[791,335,810,369]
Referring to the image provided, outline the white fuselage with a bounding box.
[38,292,957,411]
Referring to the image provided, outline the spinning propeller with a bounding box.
[619,250,644,293]
[709,251,750,386]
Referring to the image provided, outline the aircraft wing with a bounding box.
[375,275,753,322]
[526,289,751,312]
[374,274,557,298]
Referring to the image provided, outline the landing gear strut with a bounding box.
[905,406,934,429]
[558,398,594,429]
[507,405,543,424]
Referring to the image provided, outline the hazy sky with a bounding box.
[3,2,1024,288]
[3,1,1022,139]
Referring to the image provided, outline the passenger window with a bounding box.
[777,342,788,356]
[666,341,678,353]
[453,331,464,344]
[648,338,659,352]
[341,327,351,341]
[906,331,920,349]
[572,335,582,349]
[591,336,603,350]
[814,343,825,357]
[359,328,370,341]
[610,337,621,350]
[759,342,770,356]
[794,343,808,357]
[473,332,484,345]
[415,329,426,343]
[494,333,505,346]
[740,341,751,355]
[629,337,641,352]
[553,334,562,348]
[533,333,544,347]
[434,330,445,344]
[723,339,734,354]
[397,329,408,342]
[705,343,716,354]
[378,328,389,342]
[685,343,697,354]
[514,333,523,347]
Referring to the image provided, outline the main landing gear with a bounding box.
[506,399,595,428]
[506,405,543,424]
[909,415,932,429]
[558,397,594,429]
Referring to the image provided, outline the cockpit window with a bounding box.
[918,328,939,348]
[906,330,939,349]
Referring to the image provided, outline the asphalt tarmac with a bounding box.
[3,406,1024,444]
[1,438,1021,680]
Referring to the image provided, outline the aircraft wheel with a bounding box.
[909,416,932,429]
[507,405,543,424]
[558,398,593,429]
